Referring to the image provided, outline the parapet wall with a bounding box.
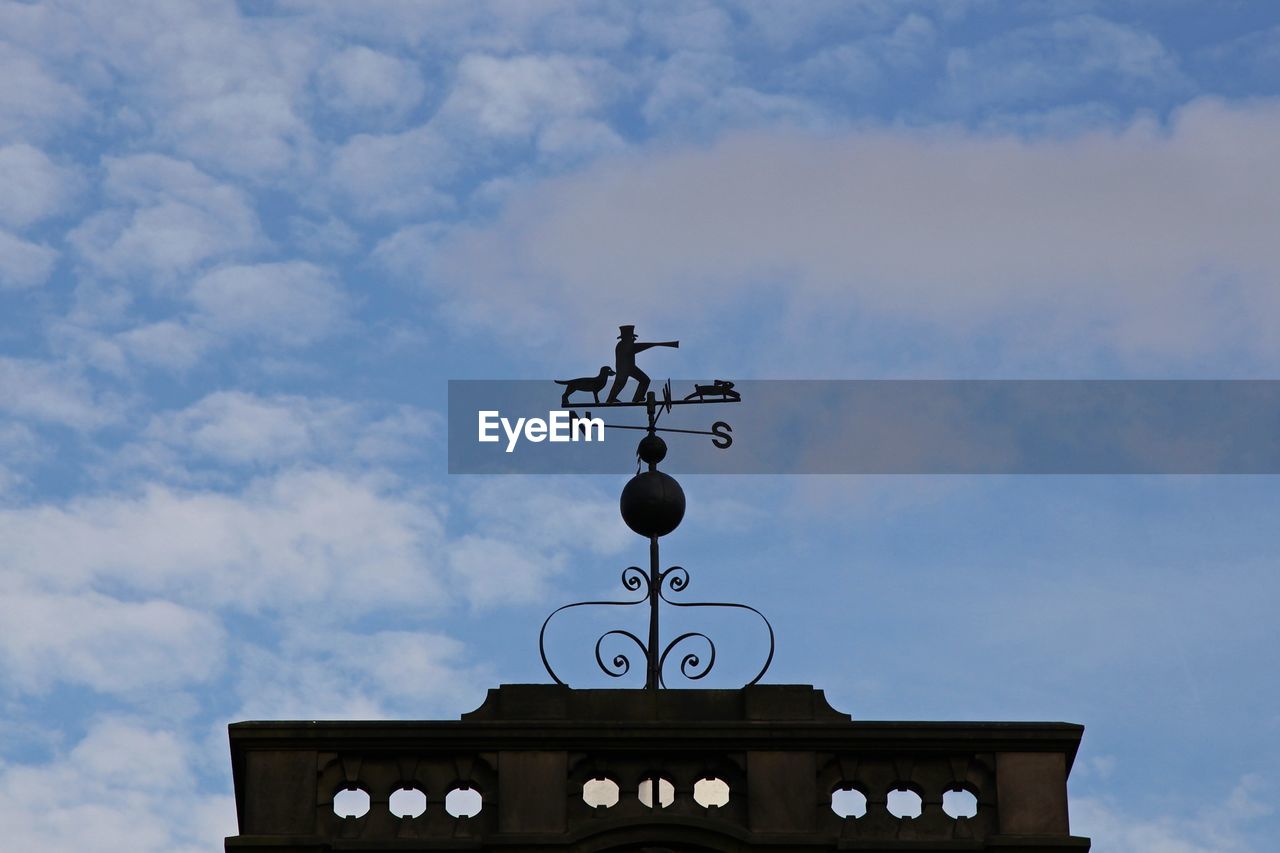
[226,684,1090,852]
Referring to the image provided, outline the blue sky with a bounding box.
[2,1,1280,850]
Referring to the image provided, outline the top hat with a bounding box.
[618,324,637,339]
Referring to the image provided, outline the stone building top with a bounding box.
[227,684,1089,852]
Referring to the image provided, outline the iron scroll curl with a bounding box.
[594,629,647,679]
[658,632,715,683]
[538,567,649,687]
[657,566,776,688]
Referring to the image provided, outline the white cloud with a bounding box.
[460,477,630,556]
[70,155,260,283]
[0,719,234,853]
[878,12,937,68]
[442,53,607,138]
[447,534,566,608]
[731,0,901,51]
[288,214,361,256]
[0,464,609,707]
[269,0,469,49]
[165,88,313,180]
[537,116,626,164]
[419,98,1280,366]
[0,143,78,228]
[284,0,647,62]
[0,357,119,428]
[147,391,323,464]
[234,628,487,720]
[785,42,881,95]
[272,0,617,55]
[642,51,825,132]
[43,319,137,378]
[98,153,252,228]
[444,478,632,608]
[351,405,439,459]
[328,124,457,218]
[188,261,349,346]
[1073,773,1271,853]
[0,423,42,498]
[0,591,223,696]
[942,15,1185,110]
[1198,24,1280,83]
[0,43,87,141]
[140,390,435,467]
[316,45,426,120]
[0,469,446,615]
[0,229,57,289]
[636,2,733,54]
[786,10,936,94]
[57,0,319,179]
[372,221,448,278]
[58,264,353,374]
[0,421,43,466]
[116,320,213,372]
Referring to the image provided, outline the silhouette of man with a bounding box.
[606,325,679,403]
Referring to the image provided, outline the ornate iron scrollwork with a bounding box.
[539,562,775,689]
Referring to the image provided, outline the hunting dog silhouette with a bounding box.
[556,366,615,407]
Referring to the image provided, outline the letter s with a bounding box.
[711,421,733,449]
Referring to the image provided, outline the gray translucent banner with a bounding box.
[448,380,1280,474]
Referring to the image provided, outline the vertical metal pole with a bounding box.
[646,534,661,689]
[643,390,662,690]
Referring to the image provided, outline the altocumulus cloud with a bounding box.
[0,591,223,695]
[0,467,625,698]
[0,469,446,617]
[69,154,262,283]
[0,718,235,853]
[188,262,351,346]
[136,390,436,470]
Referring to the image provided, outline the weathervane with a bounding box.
[540,325,773,690]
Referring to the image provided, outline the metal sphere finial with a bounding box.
[620,470,685,537]
[637,433,667,465]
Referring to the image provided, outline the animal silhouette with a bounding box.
[556,366,615,407]
[685,380,740,402]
